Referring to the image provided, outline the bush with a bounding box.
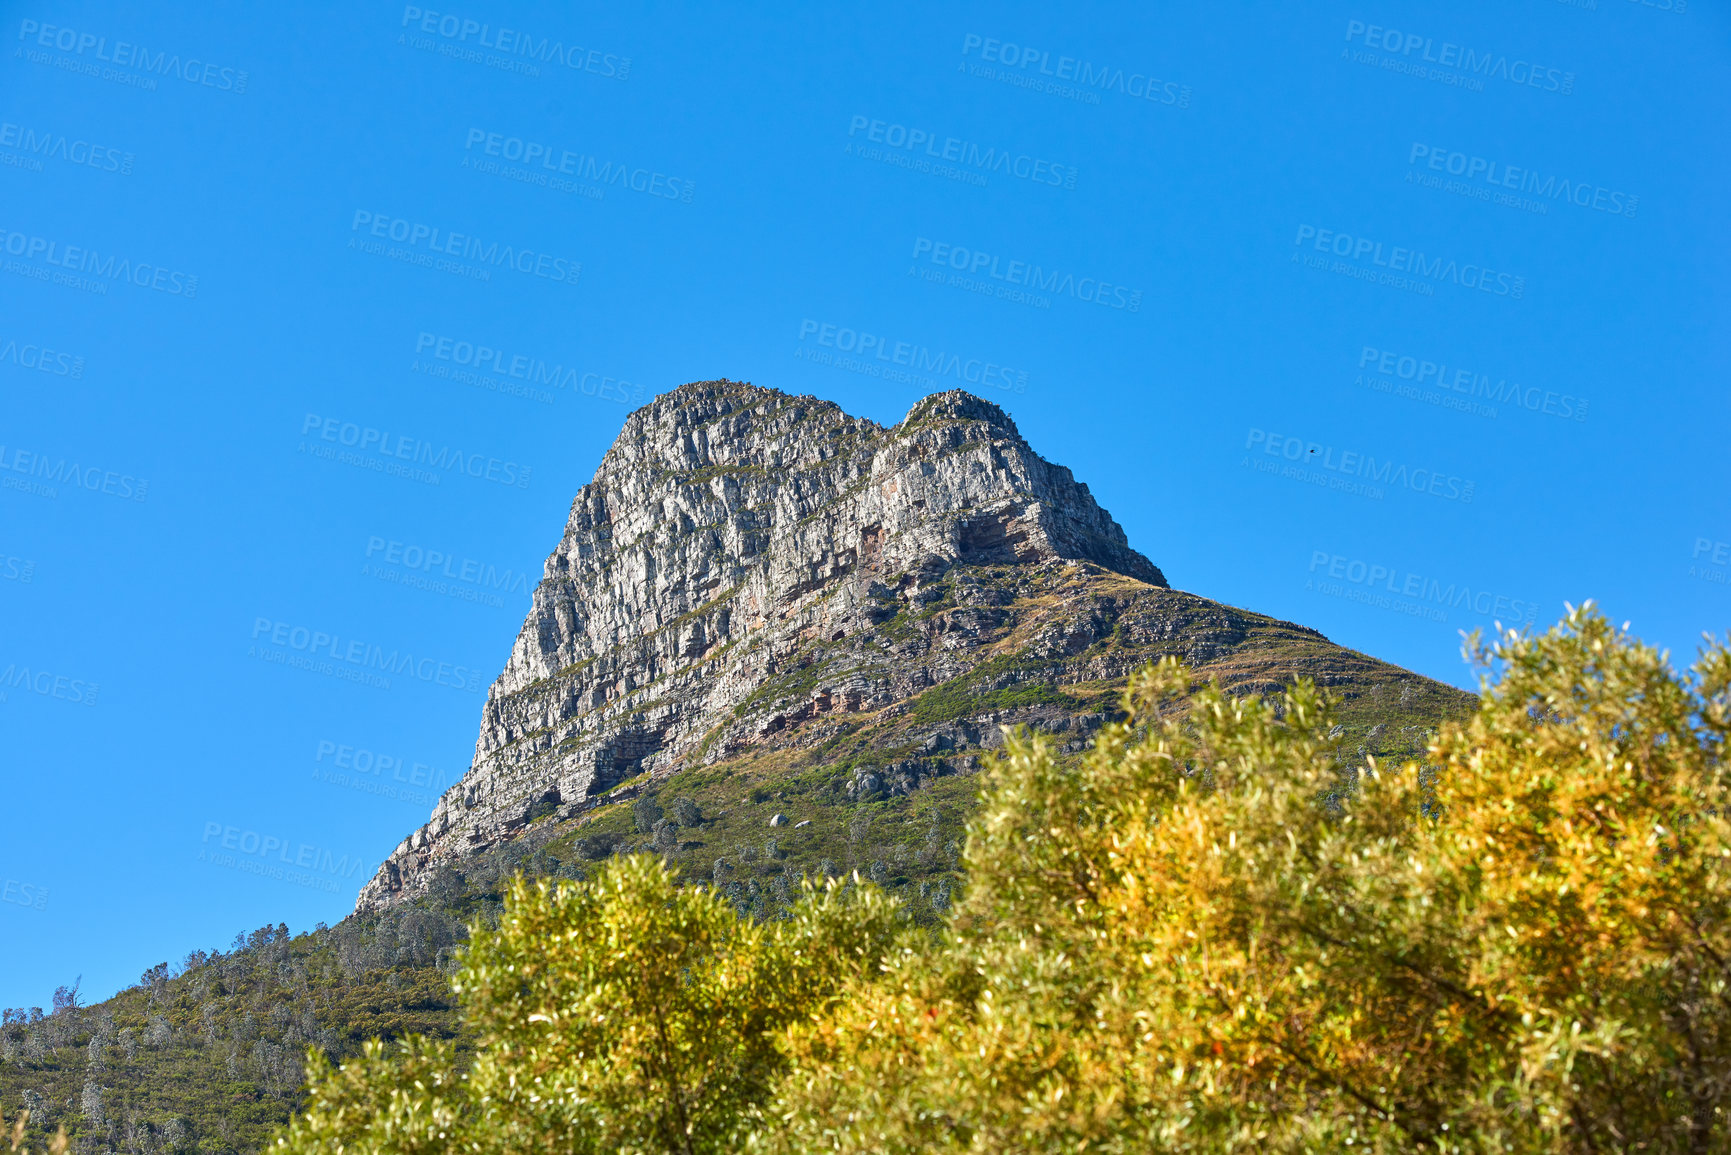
[651,819,680,854]
[574,833,621,861]
[276,857,900,1155]
[766,605,1731,1152]
[275,606,1731,1153]
[632,793,664,833]
[2,1106,69,1153]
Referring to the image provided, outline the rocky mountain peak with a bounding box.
[355,381,1455,913]
[900,389,1019,435]
[489,380,1161,700]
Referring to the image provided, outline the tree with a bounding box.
[77,1081,102,1131]
[275,606,1731,1151]
[48,981,78,1017]
[275,854,900,1154]
[762,605,1731,1152]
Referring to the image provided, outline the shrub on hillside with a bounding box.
[277,605,1731,1152]
[766,604,1731,1151]
[275,857,899,1155]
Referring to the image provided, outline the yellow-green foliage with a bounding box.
[4,1108,67,1155]
[765,604,1731,1152]
[275,853,900,1155]
[278,605,1731,1152]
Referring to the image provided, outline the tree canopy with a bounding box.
[277,604,1731,1153]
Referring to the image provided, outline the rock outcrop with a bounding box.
[357,380,1462,911]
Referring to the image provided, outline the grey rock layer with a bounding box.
[356,381,1163,910]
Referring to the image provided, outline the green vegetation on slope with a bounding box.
[273,606,1731,1153]
[0,918,465,1153]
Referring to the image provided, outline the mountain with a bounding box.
[359,381,1467,914]
[0,381,1475,1153]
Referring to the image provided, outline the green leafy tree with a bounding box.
[276,605,1731,1152]
[276,853,899,1155]
[763,604,1731,1152]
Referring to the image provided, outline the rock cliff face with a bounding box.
[357,380,1463,911]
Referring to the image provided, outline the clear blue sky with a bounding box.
[2,1,1726,1007]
